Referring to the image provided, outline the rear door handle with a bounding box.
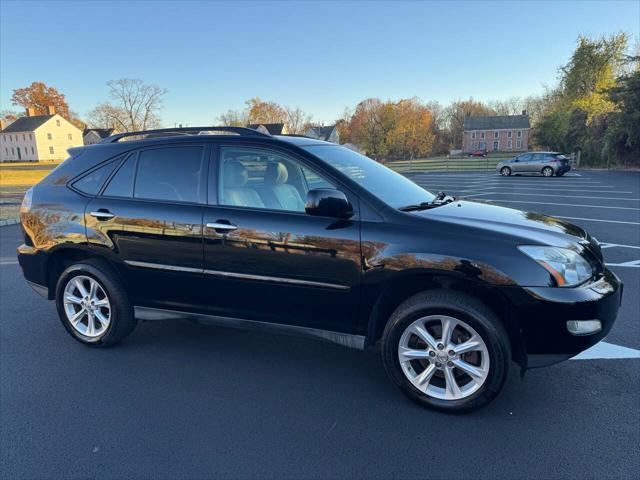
[206,222,238,232]
[90,210,115,220]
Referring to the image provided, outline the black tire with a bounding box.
[500,166,511,176]
[556,171,565,177]
[542,166,554,177]
[55,259,137,346]
[381,290,510,413]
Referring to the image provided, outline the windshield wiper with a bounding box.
[399,192,456,211]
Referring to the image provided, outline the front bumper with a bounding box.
[500,269,622,368]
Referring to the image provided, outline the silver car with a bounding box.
[497,152,571,177]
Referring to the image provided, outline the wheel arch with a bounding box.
[364,272,526,368]
[45,246,125,300]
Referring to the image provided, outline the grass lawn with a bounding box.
[0,161,61,220]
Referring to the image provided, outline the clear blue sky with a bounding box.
[1,0,638,126]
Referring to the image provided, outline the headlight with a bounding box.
[518,246,593,287]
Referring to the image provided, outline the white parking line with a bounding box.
[571,341,640,360]
[606,260,640,268]
[475,199,640,210]
[599,243,640,249]
[463,192,640,201]
[556,216,640,225]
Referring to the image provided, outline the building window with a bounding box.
[471,132,476,139]
[11,147,15,155]
[68,133,72,140]
[507,140,512,150]
[47,133,53,140]
[9,135,12,141]
[4,148,7,155]
[49,146,54,154]
[508,131,512,138]
[517,130,522,138]
[23,134,26,141]
[480,132,485,139]
[516,140,523,149]
[56,119,61,127]
[31,147,35,154]
[494,131,499,139]
[493,141,499,151]
[30,134,33,140]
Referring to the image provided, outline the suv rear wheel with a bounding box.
[55,260,137,346]
[381,290,510,413]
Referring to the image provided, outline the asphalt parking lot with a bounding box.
[1,170,639,479]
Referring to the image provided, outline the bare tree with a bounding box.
[218,109,248,126]
[87,79,166,131]
[285,106,312,134]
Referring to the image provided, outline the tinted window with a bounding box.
[218,147,333,212]
[303,145,435,209]
[103,154,137,198]
[134,147,204,203]
[72,159,119,195]
[531,153,545,162]
[518,154,532,162]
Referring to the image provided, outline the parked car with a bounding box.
[497,152,571,177]
[17,127,621,412]
[468,149,487,157]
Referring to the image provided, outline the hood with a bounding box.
[411,200,589,248]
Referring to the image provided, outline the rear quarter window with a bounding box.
[71,158,121,195]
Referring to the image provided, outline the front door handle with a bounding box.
[206,222,238,232]
[90,210,115,220]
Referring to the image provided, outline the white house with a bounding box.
[305,125,339,144]
[0,107,83,162]
[83,128,115,145]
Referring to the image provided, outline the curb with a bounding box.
[0,218,20,227]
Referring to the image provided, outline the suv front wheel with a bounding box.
[382,290,510,413]
[55,260,137,346]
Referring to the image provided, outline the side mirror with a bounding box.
[305,188,353,219]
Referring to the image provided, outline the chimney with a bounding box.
[26,107,36,117]
[46,105,56,115]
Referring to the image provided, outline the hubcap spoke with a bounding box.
[94,298,109,307]
[414,363,436,388]
[89,279,99,303]
[452,336,481,355]
[85,313,95,336]
[73,278,89,298]
[440,317,457,346]
[399,346,430,362]
[409,323,438,350]
[69,308,86,326]
[94,310,109,327]
[453,359,486,379]
[64,294,83,305]
[444,367,462,399]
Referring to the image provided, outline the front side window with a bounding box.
[303,145,435,209]
[218,147,334,212]
[134,146,204,203]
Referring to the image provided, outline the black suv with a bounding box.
[18,127,622,412]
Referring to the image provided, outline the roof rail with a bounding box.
[100,126,271,144]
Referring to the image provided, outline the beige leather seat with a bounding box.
[222,161,264,208]
[263,162,305,212]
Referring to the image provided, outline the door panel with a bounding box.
[201,207,361,332]
[201,144,361,333]
[85,144,208,310]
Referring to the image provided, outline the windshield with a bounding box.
[303,145,435,208]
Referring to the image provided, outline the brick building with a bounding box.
[462,114,530,153]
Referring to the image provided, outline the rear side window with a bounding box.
[103,154,137,198]
[72,159,120,195]
[134,146,204,203]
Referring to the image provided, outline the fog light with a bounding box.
[567,320,602,336]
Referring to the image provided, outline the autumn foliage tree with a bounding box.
[11,81,72,120]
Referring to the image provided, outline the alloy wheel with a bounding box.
[500,167,510,176]
[542,167,553,177]
[398,315,490,400]
[63,275,111,338]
